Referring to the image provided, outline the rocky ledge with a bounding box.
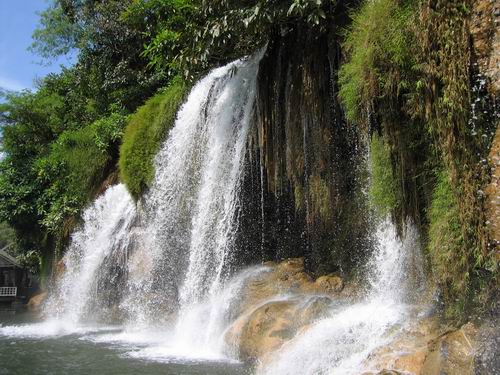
[222,258,499,375]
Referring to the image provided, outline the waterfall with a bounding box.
[121,51,263,330]
[0,47,431,374]
[259,218,426,375]
[45,184,136,326]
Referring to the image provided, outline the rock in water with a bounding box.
[27,292,48,312]
[314,274,344,293]
[225,296,332,362]
[223,257,344,363]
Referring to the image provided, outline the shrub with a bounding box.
[36,111,126,232]
[119,78,187,199]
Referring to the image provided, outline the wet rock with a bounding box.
[223,258,350,364]
[224,295,332,362]
[474,315,500,374]
[243,258,344,304]
[54,259,66,280]
[27,291,47,312]
[364,316,441,374]
[484,125,500,251]
[365,319,489,375]
[313,274,344,293]
[361,370,402,375]
[223,258,343,362]
[422,323,478,375]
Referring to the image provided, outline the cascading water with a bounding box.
[122,50,264,347]
[45,184,136,327]
[259,218,426,375]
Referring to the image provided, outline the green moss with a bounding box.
[369,134,399,216]
[119,78,187,199]
[338,0,416,124]
[427,169,467,317]
[294,184,303,211]
[309,175,331,220]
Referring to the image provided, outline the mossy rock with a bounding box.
[119,77,188,199]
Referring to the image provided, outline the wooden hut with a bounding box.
[0,248,36,303]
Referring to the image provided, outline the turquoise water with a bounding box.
[0,310,249,375]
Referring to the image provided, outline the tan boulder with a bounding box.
[362,370,402,375]
[363,316,441,374]
[222,258,345,363]
[27,291,47,312]
[313,274,344,293]
[241,258,344,310]
[422,323,478,375]
[225,295,332,362]
[363,318,482,375]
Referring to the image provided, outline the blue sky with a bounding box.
[0,0,75,92]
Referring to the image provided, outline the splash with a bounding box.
[45,184,136,327]
[0,48,429,374]
[260,218,425,375]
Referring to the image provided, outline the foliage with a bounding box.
[16,250,41,275]
[0,222,39,274]
[339,0,497,319]
[36,111,126,232]
[0,222,16,251]
[2,0,185,272]
[119,78,187,199]
[124,0,196,76]
[338,0,416,124]
[369,134,399,216]
[0,80,126,266]
[139,0,339,77]
[30,2,82,58]
[414,0,497,319]
[31,0,169,112]
[427,169,467,316]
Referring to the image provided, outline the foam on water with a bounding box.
[0,319,119,339]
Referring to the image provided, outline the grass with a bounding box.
[369,134,399,216]
[339,0,497,320]
[36,111,126,231]
[119,77,187,199]
[427,169,468,317]
[338,0,416,124]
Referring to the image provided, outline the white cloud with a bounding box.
[0,75,30,92]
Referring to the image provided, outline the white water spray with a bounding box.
[119,51,264,357]
[260,218,425,375]
[45,184,136,326]
[0,48,430,374]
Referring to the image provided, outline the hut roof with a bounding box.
[0,247,21,268]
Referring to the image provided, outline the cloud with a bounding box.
[0,75,30,92]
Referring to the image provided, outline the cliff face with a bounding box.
[236,25,371,276]
[472,0,500,252]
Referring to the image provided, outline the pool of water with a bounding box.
[0,310,249,375]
